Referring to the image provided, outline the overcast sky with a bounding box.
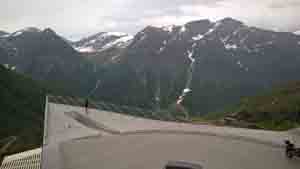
[1,0,300,40]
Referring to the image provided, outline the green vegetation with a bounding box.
[203,81,300,130]
[0,65,46,154]
[256,120,299,131]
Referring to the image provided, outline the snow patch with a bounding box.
[89,39,96,44]
[236,61,249,71]
[192,34,204,41]
[163,40,167,45]
[139,34,147,41]
[3,64,9,69]
[177,48,197,105]
[11,31,23,37]
[204,22,220,35]
[190,22,220,41]
[75,46,95,53]
[180,25,186,33]
[183,88,192,93]
[237,61,243,67]
[207,28,214,34]
[233,29,240,35]
[101,35,133,50]
[94,32,128,41]
[105,32,127,36]
[187,50,195,63]
[297,41,300,45]
[214,21,222,27]
[176,88,192,104]
[111,55,120,61]
[221,36,230,43]
[0,34,9,38]
[225,44,238,50]
[157,46,165,54]
[294,30,300,35]
[162,25,175,32]
[240,35,248,44]
[2,64,16,71]
[177,96,184,104]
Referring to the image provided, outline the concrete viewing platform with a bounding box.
[42,95,300,169]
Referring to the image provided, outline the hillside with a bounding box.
[214,81,300,130]
[0,27,101,97]
[0,65,45,154]
[93,18,300,115]
[1,18,300,119]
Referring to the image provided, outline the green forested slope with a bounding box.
[0,65,45,154]
[212,81,300,130]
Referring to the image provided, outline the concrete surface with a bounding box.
[61,133,300,169]
[42,101,300,169]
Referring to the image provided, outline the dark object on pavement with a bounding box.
[285,140,300,158]
[165,161,203,169]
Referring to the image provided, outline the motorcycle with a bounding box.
[285,140,300,158]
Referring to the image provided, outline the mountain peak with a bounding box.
[218,17,243,25]
[72,31,133,53]
[103,32,128,37]
[0,30,9,38]
[10,27,41,37]
[43,28,56,35]
[294,30,300,35]
[0,30,9,35]
[186,19,212,26]
[22,27,41,32]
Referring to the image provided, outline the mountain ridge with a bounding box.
[92,17,300,114]
[1,17,300,115]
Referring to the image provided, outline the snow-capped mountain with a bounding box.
[73,32,133,53]
[0,27,100,96]
[294,30,300,35]
[1,18,300,115]
[0,30,9,38]
[71,32,133,64]
[9,27,41,37]
[131,18,300,57]
[95,17,300,114]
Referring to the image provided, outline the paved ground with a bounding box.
[42,100,300,169]
[61,133,300,169]
[67,104,298,146]
[42,103,100,169]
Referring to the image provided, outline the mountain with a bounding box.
[0,27,101,96]
[72,32,133,64]
[0,64,45,154]
[1,18,300,117]
[0,31,9,37]
[219,81,300,130]
[93,18,300,115]
[294,30,300,35]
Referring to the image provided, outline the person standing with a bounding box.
[85,99,89,115]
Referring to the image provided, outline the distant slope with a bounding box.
[0,27,102,97]
[93,18,300,115]
[219,81,300,130]
[0,65,45,154]
[0,31,8,37]
[72,32,133,64]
